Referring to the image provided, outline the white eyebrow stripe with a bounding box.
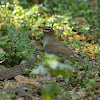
[45,28,53,30]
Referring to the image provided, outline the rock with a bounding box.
[0,65,6,71]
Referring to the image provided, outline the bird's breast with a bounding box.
[43,35,50,52]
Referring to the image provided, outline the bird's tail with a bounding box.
[73,55,97,68]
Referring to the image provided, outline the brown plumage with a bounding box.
[38,26,94,67]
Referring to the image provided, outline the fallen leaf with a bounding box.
[88,96,93,100]
[74,17,89,25]
[17,97,24,100]
[26,79,41,87]
[0,60,4,63]
[76,91,85,97]
[4,82,18,89]
[14,75,28,82]
[75,34,86,41]
[0,47,5,63]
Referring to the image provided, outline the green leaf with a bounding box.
[24,30,32,34]
[65,77,70,83]
[59,63,74,70]
[48,60,58,69]
[8,29,17,34]
[57,29,63,34]
[70,93,78,98]
[73,35,76,41]
[54,17,63,23]
[53,70,68,78]
[68,70,73,77]
[32,66,47,75]
[42,81,62,98]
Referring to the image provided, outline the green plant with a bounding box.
[32,54,74,77]
[0,91,15,100]
[31,54,74,99]
[42,81,63,100]
[0,24,37,66]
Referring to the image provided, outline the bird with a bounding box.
[38,26,95,67]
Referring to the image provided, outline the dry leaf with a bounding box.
[37,55,41,59]
[6,99,12,100]
[0,47,5,63]
[76,91,85,96]
[17,97,24,100]
[72,87,79,92]
[75,34,86,41]
[74,17,89,25]
[4,82,18,89]
[0,60,4,63]
[14,75,28,82]
[26,79,41,87]
[88,96,93,100]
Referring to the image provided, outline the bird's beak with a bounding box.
[38,26,45,30]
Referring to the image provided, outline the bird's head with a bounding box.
[38,26,55,36]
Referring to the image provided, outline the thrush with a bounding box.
[38,26,94,67]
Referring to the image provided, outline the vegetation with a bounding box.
[0,0,100,99]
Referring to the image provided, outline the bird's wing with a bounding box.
[45,41,74,59]
[45,41,93,66]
